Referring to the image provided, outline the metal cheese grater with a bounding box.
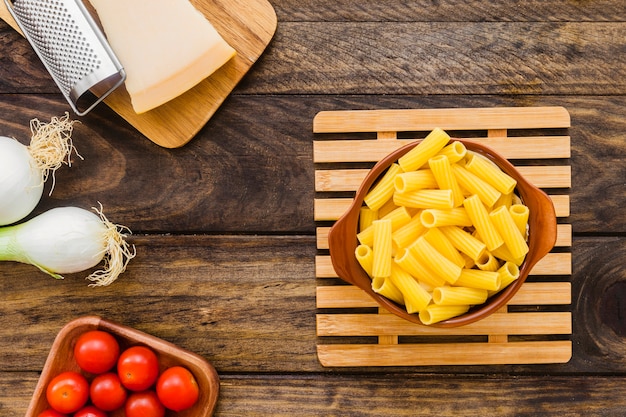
[4,0,125,115]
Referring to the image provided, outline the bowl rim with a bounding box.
[328,137,558,327]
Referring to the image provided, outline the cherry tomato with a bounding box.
[156,366,199,411]
[46,371,89,414]
[73,405,107,417]
[117,345,159,391]
[124,391,165,417]
[89,372,127,411]
[37,410,67,417]
[74,330,120,374]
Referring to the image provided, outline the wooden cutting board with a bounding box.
[313,106,573,367]
[1,0,277,148]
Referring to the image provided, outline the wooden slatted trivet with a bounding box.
[313,107,572,367]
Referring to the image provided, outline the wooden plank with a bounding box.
[316,252,572,277]
[316,341,573,367]
[314,136,571,162]
[275,2,626,24]
[10,371,626,416]
[316,224,572,249]
[314,195,570,221]
[316,282,572,308]
[315,165,571,192]
[313,107,571,133]
[317,312,572,336]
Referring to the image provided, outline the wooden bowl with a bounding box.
[328,139,557,327]
[25,315,219,416]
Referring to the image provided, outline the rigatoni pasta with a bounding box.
[489,205,529,260]
[463,194,504,251]
[419,304,470,325]
[352,128,533,324]
[394,169,438,193]
[429,154,465,207]
[371,276,405,305]
[364,163,402,211]
[398,127,450,172]
[371,219,392,278]
[465,151,517,194]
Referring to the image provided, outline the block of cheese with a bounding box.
[88,0,237,114]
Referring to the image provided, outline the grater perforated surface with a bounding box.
[12,0,101,96]
[6,0,125,115]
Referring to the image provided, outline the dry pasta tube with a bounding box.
[394,169,438,193]
[461,253,476,269]
[398,127,450,172]
[389,263,432,314]
[393,189,454,210]
[436,141,467,163]
[378,197,399,218]
[475,251,500,272]
[428,154,465,207]
[433,286,489,306]
[489,205,529,260]
[451,163,501,208]
[420,208,472,228]
[359,207,378,231]
[494,191,513,209]
[372,219,393,278]
[419,304,470,325]
[465,152,517,195]
[394,247,446,288]
[509,204,529,238]
[364,163,402,211]
[357,206,412,246]
[409,236,462,284]
[355,244,374,277]
[455,268,501,292]
[491,244,526,266]
[498,261,520,290]
[422,227,465,267]
[463,194,504,251]
[440,225,487,262]
[371,276,405,305]
[391,212,426,249]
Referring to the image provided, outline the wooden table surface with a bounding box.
[2,1,626,415]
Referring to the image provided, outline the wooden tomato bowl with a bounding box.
[328,139,557,327]
[26,315,219,417]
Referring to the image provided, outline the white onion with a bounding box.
[0,205,135,286]
[0,114,78,226]
[0,137,43,225]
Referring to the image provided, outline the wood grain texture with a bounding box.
[240,22,626,95]
[6,372,626,417]
[1,0,626,414]
[273,0,626,22]
[0,235,622,374]
[0,95,623,233]
[3,21,626,97]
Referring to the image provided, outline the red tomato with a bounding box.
[89,372,127,411]
[117,345,159,391]
[46,371,89,414]
[37,410,67,417]
[124,391,165,417]
[74,330,120,374]
[73,405,107,417]
[156,366,200,411]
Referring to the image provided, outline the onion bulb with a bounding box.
[0,113,79,226]
[0,205,136,286]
